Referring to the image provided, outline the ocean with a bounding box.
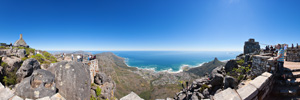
[87,51,242,72]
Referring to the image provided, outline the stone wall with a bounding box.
[89,59,99,83]
[286,48,300,62]
[213,72,275,100]
[250,55,277,77]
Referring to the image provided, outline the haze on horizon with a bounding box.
[0,0,300,51]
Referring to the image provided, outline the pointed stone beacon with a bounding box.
[14,34,29,47]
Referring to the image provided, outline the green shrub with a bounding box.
[1,62,8,68]
[236,59,244,65]
[90,95,96,100]
[199,84,209,92]
[96,86,101,97]
[31,54,45,64]
[43,51,57,63]
[0,46,8,49]
[21,57,28,61]
[2,67,18,86]
[25,48,35,56]
[237,75,244,82]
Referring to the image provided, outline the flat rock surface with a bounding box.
[0,87,15,100]
[237,84,258,100]
[213,88,241,100]
[249,76,268,90]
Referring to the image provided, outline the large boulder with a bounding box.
[15,69,56,99]
[210,67,225,87]
[224,76,238,89]
[48,61,91,100]
[224,60,238,73]
[1,56,22,72]
[100,82,115,99]
[210,73,224,87]
[17,49,26,58]
[16,58,41,82]
[94,72,110,85]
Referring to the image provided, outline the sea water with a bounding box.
[87,51,241,72]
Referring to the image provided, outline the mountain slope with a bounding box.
[185,58,226,76]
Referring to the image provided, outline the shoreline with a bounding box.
[124,58,231,73]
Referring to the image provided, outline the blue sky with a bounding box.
[0,0,299,51]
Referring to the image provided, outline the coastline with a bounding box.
[124,57,232,73]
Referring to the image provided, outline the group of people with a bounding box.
[69,54,96,62]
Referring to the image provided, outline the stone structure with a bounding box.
[89,59,99,83]
[244,39,260,54]
[286,47,300,62]
[250,55,277,78]
[14,34,29,47]
[213,72,275,100]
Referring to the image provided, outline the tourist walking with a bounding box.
[274,44,285,79]
[88,55,90,61]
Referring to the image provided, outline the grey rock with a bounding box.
[16,58,41,82]
[202,88,210,98]
[1,56,22,72]
[120,92,144,100]
[11,95,24,100]
[91,89,96,97]
[36,96,51,100]
[224,76,238,89]
[49,61,91,100]
[224,60,238,73]
[213,88,241,100]
[15,69,56,99]
[100,82,115,99]
[94,72,110,85]
[191,93,199,100]
[17,49,26,58]
[50,93,66,100]
[0,87,15,100]
[210,73,224,87]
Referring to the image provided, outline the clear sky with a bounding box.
[0,0,299,51]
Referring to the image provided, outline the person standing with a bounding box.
[274,44,285,79]
[71,54,74,61]
[77,55,80,62]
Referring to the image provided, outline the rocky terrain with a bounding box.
[0,46,236,100]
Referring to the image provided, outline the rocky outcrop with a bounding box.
[224,76,238,89]
[48,61,91,100]
[16,58,41,82]
[1,56,22,72]
[120,92,144,100]
[224,60,238,73]
[92,72,116,99]
[17,49,26,58]
[15,69,56,99]
[94,72,110,85]
[173,66,229,100]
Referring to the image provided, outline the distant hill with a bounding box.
[185,58,226,76]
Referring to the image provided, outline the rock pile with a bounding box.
[173,66,238,100]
